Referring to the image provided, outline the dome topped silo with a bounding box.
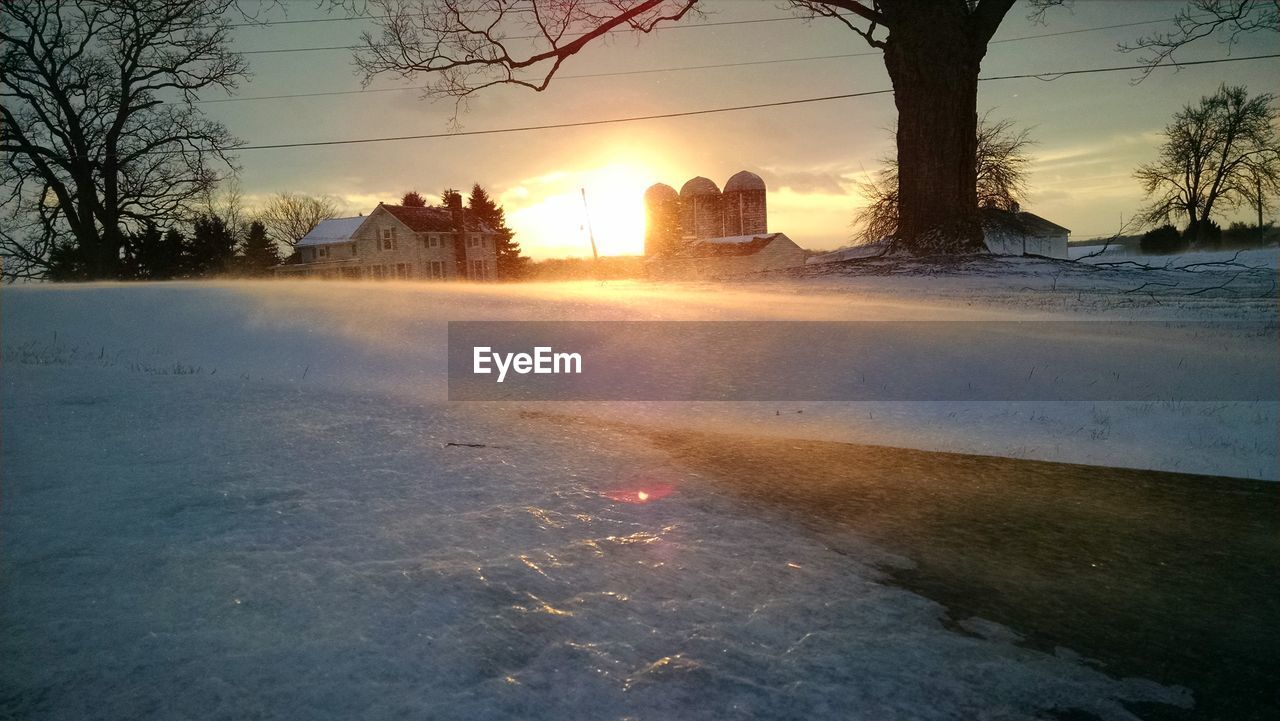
[724,170,765,193]
[722,170,767,236]
[643,183,681,257]
[680,176,720,197]
[679,177,723,239]
[644,183,678,203]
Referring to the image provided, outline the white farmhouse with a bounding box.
[276,196,498,280]
[980,205,1071,259]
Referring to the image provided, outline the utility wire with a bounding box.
[202,17,1186,105]
[220,53,1280,152]
[237,13,838,50]
[237,16,1173,56]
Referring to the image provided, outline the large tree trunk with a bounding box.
[883,10,989,255]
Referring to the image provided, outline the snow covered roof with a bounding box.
[297,216,366,247]
[724,170,766,193]
[702,233,780,245]
[980,207,1070,237]
[671,233,788,258]
[806,243,888,265]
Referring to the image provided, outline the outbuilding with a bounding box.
[980,205,1070,259]
[648,232,806,279]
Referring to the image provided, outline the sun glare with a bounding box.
[503,163,652,258]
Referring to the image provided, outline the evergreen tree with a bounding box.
[46,241,90,281]
[123,224,184,280]
[239,221,281,276]
[467,183,528,280]
[184,214,237,277]
[401,191,428,207]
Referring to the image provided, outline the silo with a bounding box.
[722,170,767,236]
[643,183,681,256]
[679,176,722,240]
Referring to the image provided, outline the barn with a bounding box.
[648,233,806,279]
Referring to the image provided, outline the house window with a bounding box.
[318,246,328,258]
[427,234,440,248]
[469,259,486,279]
[467,234,481,248]
[351,243,358,256]
[381,227,396,250]
[394,263,411,279]
[370,265,386,280]
[429,261,446,279]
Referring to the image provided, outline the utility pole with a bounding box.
[580,188,599,260]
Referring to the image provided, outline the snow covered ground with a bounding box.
[1,256,1274,719]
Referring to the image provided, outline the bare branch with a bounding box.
[1121,0,1279,80]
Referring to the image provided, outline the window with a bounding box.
[370,265,386,280]
[318,246,328,258]
[469,259,486,279]
[427,234,440,248]
[381,227,396,250]
[394,263,411,279]
[429,261,446,279]
[467,234,481,248]
[351,243,358,256]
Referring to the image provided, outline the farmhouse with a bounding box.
[980,205,1071,259]
[644,170,806,277]
[276,194,498,280]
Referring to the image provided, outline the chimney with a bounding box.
[443,189,468,277]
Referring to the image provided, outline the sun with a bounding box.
[580,164,650,257]
[503,163,655,258]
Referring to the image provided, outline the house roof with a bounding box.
[670,233,787,258]
[379,203,494,233]
[980,207,1070,236]
[297,216,367,247]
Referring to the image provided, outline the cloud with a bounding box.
[766,170,857,195]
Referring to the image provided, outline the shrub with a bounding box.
[1182,219,1222,248]
[1139,224,1186,255]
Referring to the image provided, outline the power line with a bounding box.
[237,15,1171,57]
[221,53,1280,152]
[202,18,1183,105]
[235,88,896,150]
[236,13,836,51]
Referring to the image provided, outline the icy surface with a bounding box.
[3,366,1187,720]
[2,266,1273,719]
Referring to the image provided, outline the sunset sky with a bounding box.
[207,0,1280,258]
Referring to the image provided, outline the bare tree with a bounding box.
[354,0,1067,256]
[1135,84,1279,242]
[1122,0,1279,79]
[0,0,247,281]
[853,114,1035,245]
[200,179,250,238]
[258,192,343,251]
